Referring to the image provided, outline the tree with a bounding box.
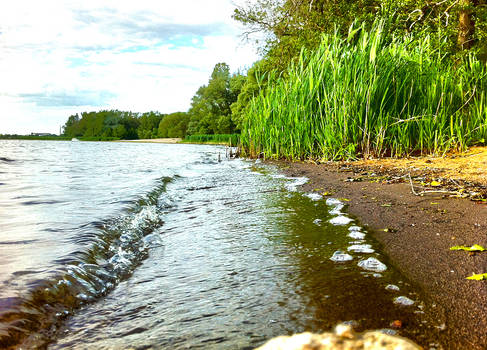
[234,0,379,71]
[187,63,244,135]
[158,112,190,138]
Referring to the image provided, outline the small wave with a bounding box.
[0,176,175,349]
[21,200,66,206]
[0,157,15,163]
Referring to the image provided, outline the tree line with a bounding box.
[62,63,245,140]
[63,0,487,142]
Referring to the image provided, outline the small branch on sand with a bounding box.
[408,173,463,196]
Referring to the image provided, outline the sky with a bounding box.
[0,0,259,135]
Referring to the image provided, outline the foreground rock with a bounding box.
[256,324,421,350]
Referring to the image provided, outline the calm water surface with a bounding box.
[0,140,441,349]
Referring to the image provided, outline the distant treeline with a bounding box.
[62,63,246,140]
[0,135,72,141]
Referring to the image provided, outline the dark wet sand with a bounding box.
[275,160,487,350]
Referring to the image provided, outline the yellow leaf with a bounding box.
[466,273,487,280]
[450,244,486,252]
[339,198,351,202]
[430,181,441,187]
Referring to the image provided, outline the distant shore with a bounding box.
[273,147,487,349]
[115,138,182,144]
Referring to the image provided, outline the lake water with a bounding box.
[0,140,441,349]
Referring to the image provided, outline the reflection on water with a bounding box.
[0,140,441,349]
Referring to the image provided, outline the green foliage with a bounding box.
[137,112,164,139]
[63,110,142,140]
[187,63,245,135]
[231,60,271,131]
[234,0,487,69]
[240,22,487,160]
[183,134,240,145]
[234,0,379,71]
[158,112,190,138]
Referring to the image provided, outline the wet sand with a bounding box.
[275,160,487,349]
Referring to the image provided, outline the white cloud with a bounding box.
[0,0,258,134]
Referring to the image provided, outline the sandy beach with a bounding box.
[274,149,487,349]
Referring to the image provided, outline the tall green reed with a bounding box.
[241,22,487,160]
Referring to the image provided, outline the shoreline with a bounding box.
[273,158,487,349]
[115,138,182,144]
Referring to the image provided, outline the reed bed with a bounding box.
[183,134,240,145]
[241,22,487,160]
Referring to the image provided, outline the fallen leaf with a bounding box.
[450,244,486,252]
[339,198,351,202]
[381,203,392,207]
[430,181,441,187]
[466,273,487,280]
[430,202,439,205]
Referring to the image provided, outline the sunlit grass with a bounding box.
[183,134,240,145]
[241,22,487,160]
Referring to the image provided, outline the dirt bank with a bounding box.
[273,150,487,350]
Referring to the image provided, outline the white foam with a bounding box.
[348,231,366,240]
[347,244,374,253]
[329,204,344,215]
[329,215,353,225]
[313,219,322,226]
[386,284,400,292]
[358,258,387,272]
[306,192,323,201]
[285,176,308,192]
[394,296,415,306]
[326,198,342,206]
[348,226,362,232]
[330,250,353,262]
